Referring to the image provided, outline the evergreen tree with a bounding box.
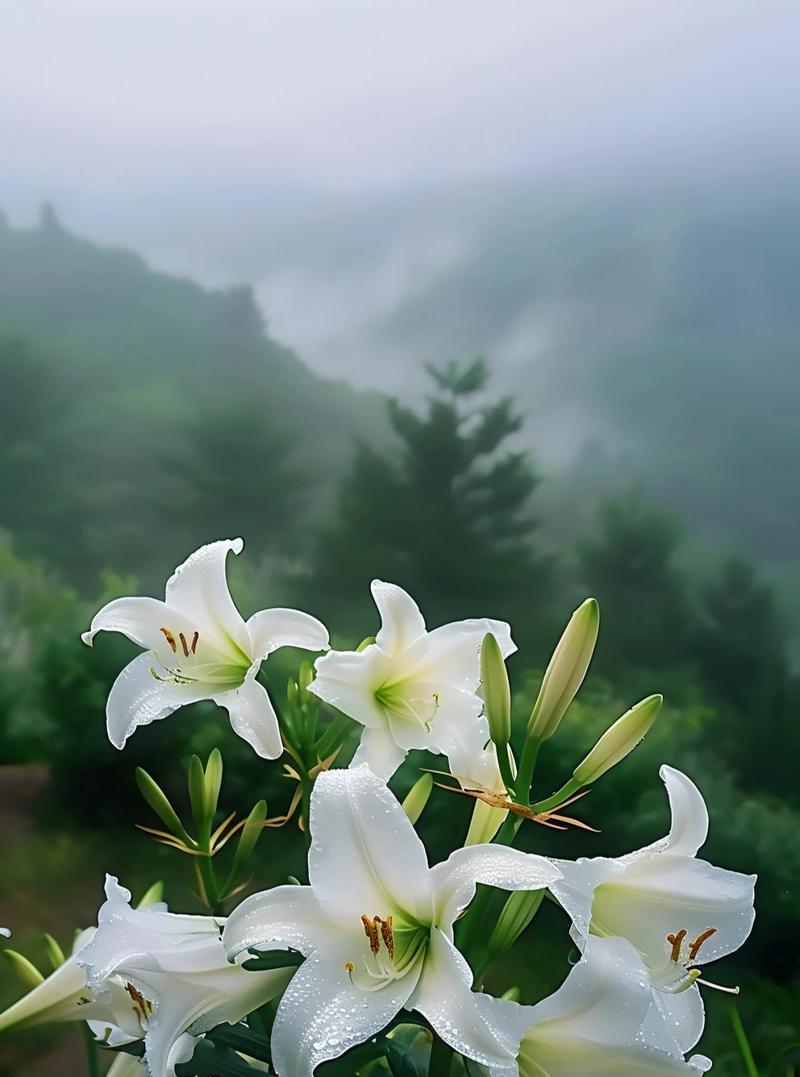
[303,358,553,649]
[577,491,694,678]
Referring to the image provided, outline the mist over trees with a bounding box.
[0,213,798,1071]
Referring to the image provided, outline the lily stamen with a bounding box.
[666,929,688,963]
[160,627,177,653]
[688,927,717,961]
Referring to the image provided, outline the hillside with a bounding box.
[0,209,387,587]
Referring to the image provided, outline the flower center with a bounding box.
[124,980,156,1028]
[374,683,440,731]
[148,625,246,687]
[344,912,429,992]
[651,926,739,996]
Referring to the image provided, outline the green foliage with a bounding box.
[303,358,554,651]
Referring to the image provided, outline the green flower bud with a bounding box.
[573,694,662,786]
[187,754,207,833]
[203,748,223,821]
[481,633,511,748]
[356,635,376,652]
[0,950,44,990]
[528,598,599,741]
[401,773,433,825]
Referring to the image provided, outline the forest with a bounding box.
[0,210,798,1075]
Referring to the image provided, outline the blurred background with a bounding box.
[1,2,799,1073]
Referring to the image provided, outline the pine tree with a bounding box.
[304,358,553,649]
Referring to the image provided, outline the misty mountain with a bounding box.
[244,182,799,568]
[0,209,386,585]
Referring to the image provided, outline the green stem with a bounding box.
[81,1023,101,1077]
[515,735,541,803]
[730,1007,761,1077]
[428,1035,455,1077]
[300,773,314,858]
[531,777,583,815]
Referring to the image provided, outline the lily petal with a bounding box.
[270,940,419,1077]
[309,766,432,926]
[224,885,329,961]
[214,676,283,759]
[246,608,329,660]
[372,580,427,654]
[308,647,392,729]
[591,854,756,966]
[164,539,250,658]
[643,983,706,1056]
[81,596,193,658]
[403,618,515,691]
[409,929,521,1075]
[549,857,623,940]
[106,654,210,750]
[632,767,709,861]
[431,845,560,931]
[350,726,408,781]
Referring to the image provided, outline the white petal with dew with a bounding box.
[409,929,521,1075]
[246,607,329,659]
[431,844,560,932]
[164,539,250,658]
[270,940,419,1077]
[350,726,408,780]
[371,580,427,654]
[105,654,210,750]
[224,885,329,962]
[214,676,283,759]
[309,766,433,927]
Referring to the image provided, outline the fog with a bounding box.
[3,1,800,394]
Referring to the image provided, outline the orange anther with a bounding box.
[667,929,688,963]
[160,627,177,653]
[689,928,717,962]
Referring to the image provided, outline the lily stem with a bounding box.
[428,1035,455,1077]
[81,1023,101,1077]
[729,1006,760,1077]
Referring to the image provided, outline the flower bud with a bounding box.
[232,799,268,879]
[528,598,599,741]
[356,635,376,653]
[573,694,662,786]
[481,633,511,748]
[136,881,165,909]
[202,748,223,821]
[401,773,433,824]
[0,950,44,990]
[43,934,65,971]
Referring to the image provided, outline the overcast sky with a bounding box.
[2,0,799,393]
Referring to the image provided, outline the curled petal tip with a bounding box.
[81,630,93,647]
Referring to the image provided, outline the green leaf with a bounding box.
[42,932,65,970]
[230,800,267,881]
[136,768,188,840]
[207,1022,270,1063]
[136,881,165,908]
[241,947,305,972]
[386,1037,427,1077]
[175,1039,263,1076]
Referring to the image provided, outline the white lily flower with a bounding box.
[477,936,712,1075]
[76,876,291,1077]
[223,765,559,1077]
[0,879,289,1077]
[550,766,756,1053]
[82,538,329,758]
[308,580,515,779]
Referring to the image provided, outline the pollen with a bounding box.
[160,627,177,653]
[689,927,717,961]
[361,914,380,954]
[361,913,395,958]
[667,928,688,963]
[125,981,154,1022]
